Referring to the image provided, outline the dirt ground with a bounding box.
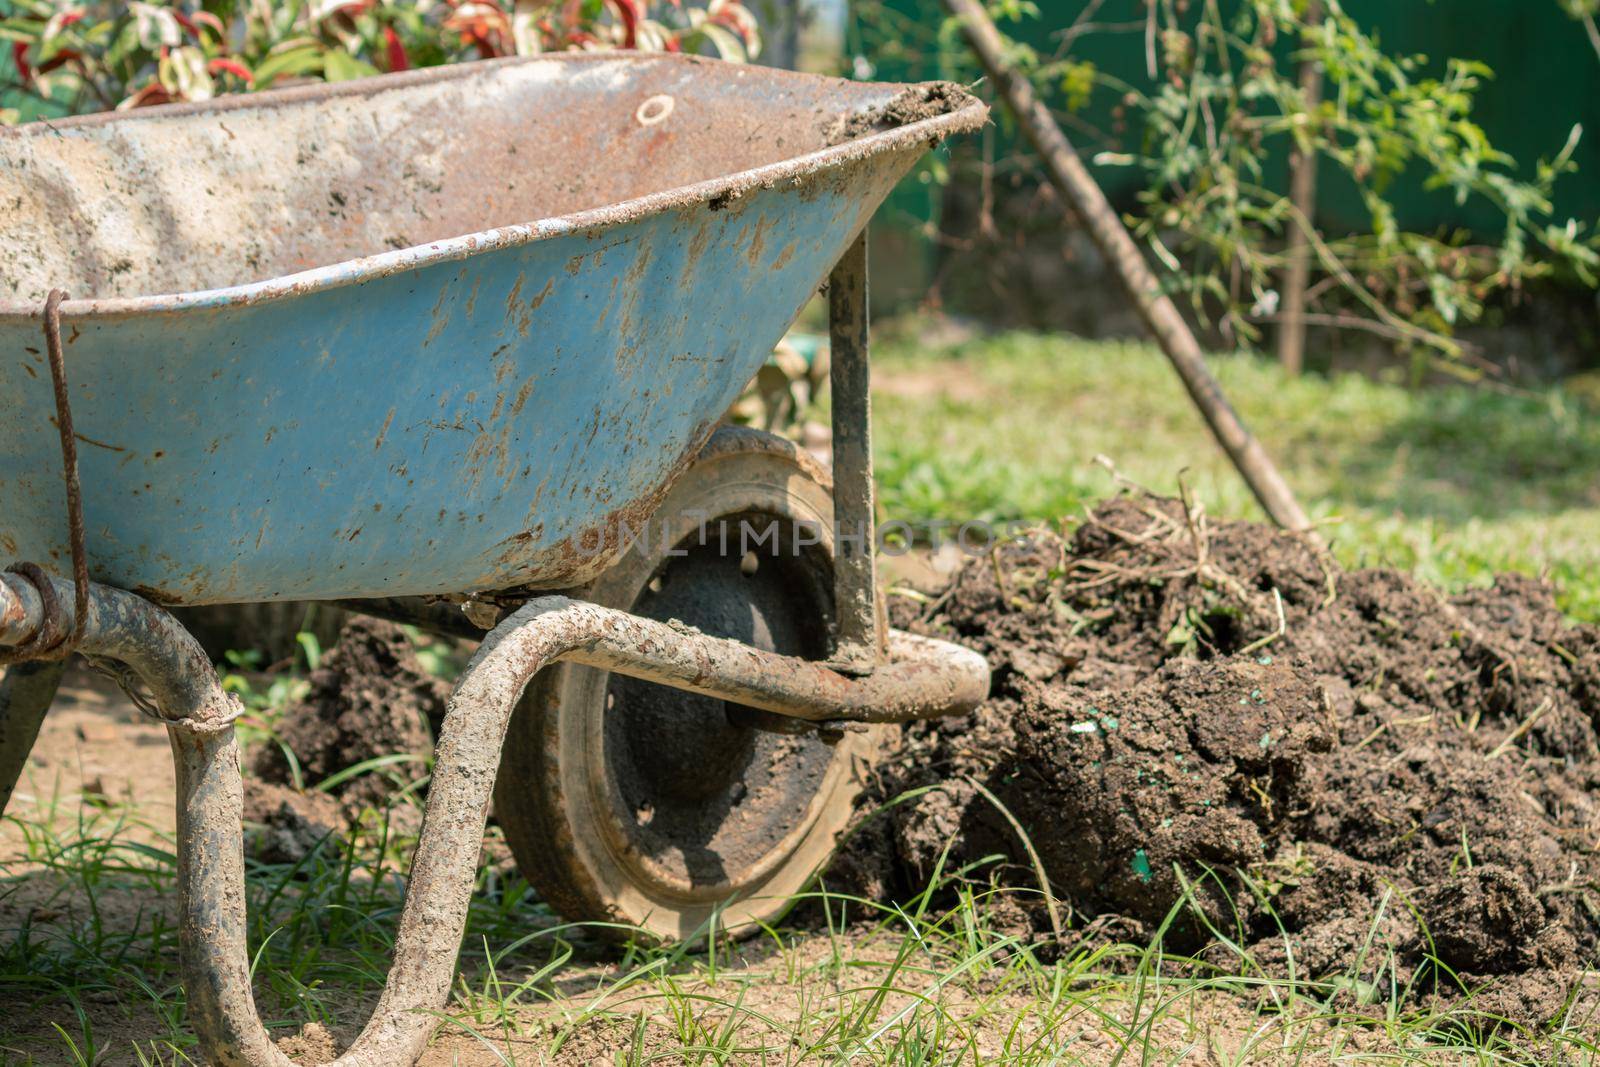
[4,495,1600,1060]
[0,681,1356,1064]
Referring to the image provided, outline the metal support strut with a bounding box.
[827,233,884,671]
[0,571,987,1066]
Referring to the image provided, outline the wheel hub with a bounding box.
[599,517,836,890]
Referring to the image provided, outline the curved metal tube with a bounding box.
[0,578,988,1065]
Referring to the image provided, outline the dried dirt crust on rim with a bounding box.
[838,494,1600,1025]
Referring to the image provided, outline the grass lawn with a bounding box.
[867,326,1600,622]
[5,692,1597,1065]
[3,329,1599,1064]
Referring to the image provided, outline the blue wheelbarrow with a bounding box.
[0,53,989,1064]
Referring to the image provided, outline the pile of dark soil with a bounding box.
[235,500,1598,1021]
[246,617,450,857]
[844,495,1600,1023]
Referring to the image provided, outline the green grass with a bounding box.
[6,328,1600,1062]
[866,327,1600,620]
[5,776,1598,1064]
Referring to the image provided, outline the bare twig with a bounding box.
[1175,473,1208,569]
[1144,0,1158,79]
[1057,20,1144,54]
[1487,698,1553,761]
[1250,312,1498,371]
[1238,588,1287,657]
[989,544,1013,603]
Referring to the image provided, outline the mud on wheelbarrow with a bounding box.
[0,53,989,1065]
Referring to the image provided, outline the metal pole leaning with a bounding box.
[0,574,987,1066]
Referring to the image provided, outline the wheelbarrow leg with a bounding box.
[0,573,986,1066]
[0,571,515,1066]
[0,659,65,819]
[827,232,885,671]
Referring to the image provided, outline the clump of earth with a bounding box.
[838,494,1600,1025]
[241,496,1600,1025]
[245,617,450,859]
[251,616,450,806]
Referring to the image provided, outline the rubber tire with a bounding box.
[493,426,883,942]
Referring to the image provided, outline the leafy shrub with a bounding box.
[856,0,1600,366]
[0,0,760,121]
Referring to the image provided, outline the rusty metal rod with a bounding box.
[347,594,990,724]
[0,572,235,723]
[827,232,885,669]
[535,597,987,723]
[942,0,1312,532]
[0,574,987,1066]
[2,582,988,727]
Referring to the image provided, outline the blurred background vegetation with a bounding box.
[4,0,1599,616]
[843,0,1600,382]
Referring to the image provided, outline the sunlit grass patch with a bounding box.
[5,775,1596,1063]
[866,328,1600,621]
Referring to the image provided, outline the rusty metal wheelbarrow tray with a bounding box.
[0,54,983,606]
[0,56,993,1067]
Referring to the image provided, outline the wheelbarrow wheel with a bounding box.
[494,426,883,941]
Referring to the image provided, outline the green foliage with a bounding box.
[857,0,1600,366]
[862,325,1600,620]
[1100,0,1598,356]
[0,0,761,123]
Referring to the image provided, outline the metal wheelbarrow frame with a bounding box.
[0,56,990,1066]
